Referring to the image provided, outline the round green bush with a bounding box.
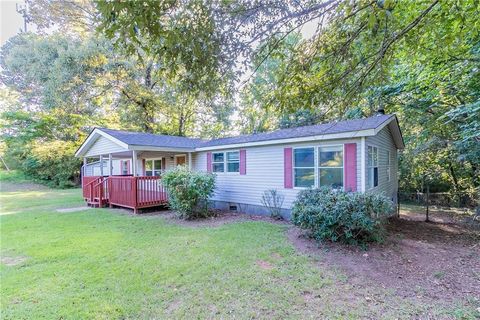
[292,187,394,246]
[162,166,216,219]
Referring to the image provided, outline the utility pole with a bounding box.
[15,1,29,33]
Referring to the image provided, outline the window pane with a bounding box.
[373,167,378,187]
[145,160,153,170]
[213,153,224,162]
[213,163,224,172]
[154,170,162,177]
[294,148,314,167]
[319,146,343,167]
[367,167,374,189]
[319,168,343,188]
[368,146,378,166]
[154,160,162,170]
[146,170,153,177]
[294,168,314,188]
[227,162,239,172]
[227,151,239,162]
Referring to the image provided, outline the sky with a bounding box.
[1,1,320,47]
[0,0,29,46]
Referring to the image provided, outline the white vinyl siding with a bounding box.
[84,136,126,157]
[193,138,362,209]
[365,126,398,201]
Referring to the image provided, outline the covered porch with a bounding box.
[75,128,196,213]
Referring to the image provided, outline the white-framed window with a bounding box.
[226,151,240,172]
[212,152,225,172]
[367,146,379,189]
[318,145,344,189]
[293,147,315,188]
[386,150,391,182]
[121,160,129,175]
[212,151,240,173]
[145,159,162,176]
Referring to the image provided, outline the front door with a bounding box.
[175,155,186,166]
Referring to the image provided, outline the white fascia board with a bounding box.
[194,129,375,151]
[373,116,405,149]
[75,128,129,157]
[128,145,196,153]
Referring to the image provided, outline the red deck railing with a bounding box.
[106,176,168,213]
[82,176,104,201]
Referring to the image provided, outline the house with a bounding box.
[75,113,404,217]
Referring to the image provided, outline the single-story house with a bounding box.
[75,113,404,217]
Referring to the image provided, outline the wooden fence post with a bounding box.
[425,183,430,222]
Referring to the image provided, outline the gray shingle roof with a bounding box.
[98,114,395,149]
[99,128,204,149]
[200,114,394,148]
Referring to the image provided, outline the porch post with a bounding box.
[108,154,113,176]
[132,150,137,176]
[82,157,87,185]
[83,157,87,176]
[99,155,104,176]
[188,152,192,170]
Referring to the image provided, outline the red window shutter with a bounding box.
[206,152,212,172]
[239,149,246,175]
[126,160,131,175]
[142,159,146,175]
[162,158,166,171]
[344,143,357,192]
[284,148,293,188]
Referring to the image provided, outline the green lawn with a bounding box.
[0,182,476,319]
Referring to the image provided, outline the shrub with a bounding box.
[292,187,394,246]
[261,189,284,219]
[22,140,81,188]
[162,166,216,219]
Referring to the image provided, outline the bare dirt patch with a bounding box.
[256,260,273,270]
[56,207,92,213]
[1,255,28,266]
[287,213,480,308]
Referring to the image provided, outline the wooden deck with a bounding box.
[82,176,168,213]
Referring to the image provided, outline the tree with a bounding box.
[238,1,479,197]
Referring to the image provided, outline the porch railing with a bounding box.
[82,176,103,200]
[107,176,168,210]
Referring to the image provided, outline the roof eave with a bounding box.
[128,145,197,152]
[74,128,129,157]
[194,128,376,151]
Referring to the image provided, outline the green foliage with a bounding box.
[95,0,228,96]
[239,0,479,196]
[292,187,394,246]
[22,140,81,188]
[162,166,216,219]
[0,170,27,183]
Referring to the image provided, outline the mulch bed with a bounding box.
[287,213,480,306]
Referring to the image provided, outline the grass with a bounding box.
[1,182,478,319]
[0,170,28,183]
